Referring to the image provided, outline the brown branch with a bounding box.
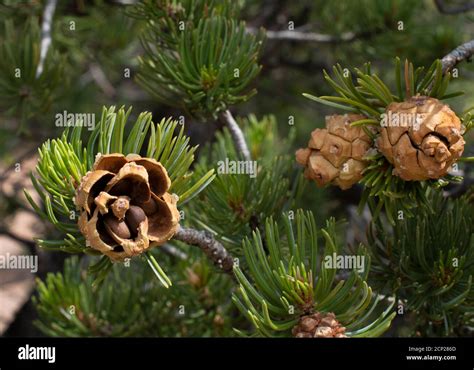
[440,39,474,73]
[434,0,474,14]
[218,110,251,161]
[173,227,235,275]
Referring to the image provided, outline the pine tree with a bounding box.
[0,0,473,339]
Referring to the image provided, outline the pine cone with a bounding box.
[295,114,373,190]
[75,153,180,262]
[377,96,465,181]
[292,312,347,338]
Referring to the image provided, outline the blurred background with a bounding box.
[0,0,473,337]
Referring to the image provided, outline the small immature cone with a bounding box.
[377,96,465,181]
[292,312,347,338]
[75,153,180,262]
[295,114,373,190]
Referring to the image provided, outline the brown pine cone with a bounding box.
[295,114,373,190]
[377,96,465,181]
[292,312,347,338]
[75,153,180,262]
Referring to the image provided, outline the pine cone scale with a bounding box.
[105,162,152,204]
[75,170,115,214]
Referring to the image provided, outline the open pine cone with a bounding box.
[377,96,465,181]
[75,153,180,262]
[292,312,347,338]
[295,114,373,190]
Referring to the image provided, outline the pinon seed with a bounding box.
[125,205,147,233]
[103,215,131,239]
[99,230,117,246]
[140,198,158,215]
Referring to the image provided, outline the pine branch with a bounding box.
[263,29,357,43]
[161,243,187,260]
[34,255,236,337]
[232,210,396,337]
[137,14,263,119]
[366,192,474,336]
[112,0,138,4]
[248,27,383,44]
[219,110,251,161]
[173,227,235,275]
[434,0,474,14]
[89,63,116,98]
[36,0,57,78]
[441,39,474,73]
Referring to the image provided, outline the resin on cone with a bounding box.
[292,312,347,338]
[377,96,465,181]
[74,153,180,262]
[296,114,373,190]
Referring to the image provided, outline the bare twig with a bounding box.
[264,29,358,43]
[0,147,37,183]
[161,243,187,260]
[434,0,474,14]
[111,0,138,4]
[89,63,116,98]
[173,227,235,275]
[36,0,58,78]
[219,110,251,161]
[440,39,474,73]
[248,27,383,44]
